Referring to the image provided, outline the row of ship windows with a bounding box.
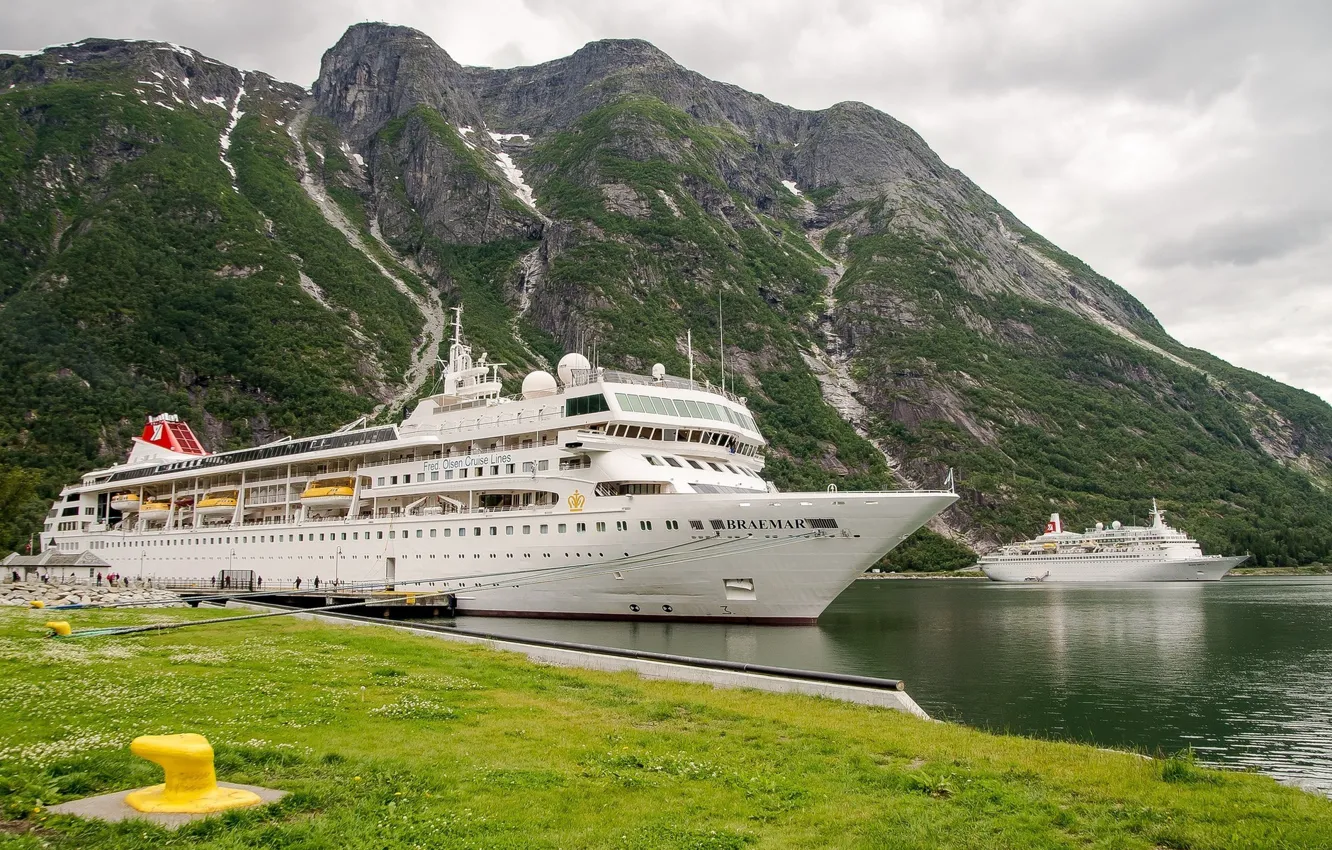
[604,423,759,457]
[612,392,757,431]
[643,454,759,478]
[374,460,552,487]
[88,519,690,548]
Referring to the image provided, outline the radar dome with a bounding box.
[651,363,666,380]
[1112,520,1122,530]
[556,352,591,386]
[521,370,558,398]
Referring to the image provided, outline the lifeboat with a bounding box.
[139,500,171,521]
[300,477,355,509]
[196,490,239,516]
[110,492,140,512]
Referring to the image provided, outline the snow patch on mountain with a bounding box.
[487,131,537,210]
[218,78,246,191]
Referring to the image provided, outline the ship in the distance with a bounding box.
[37,309,957,623]
[979,501,1247,583]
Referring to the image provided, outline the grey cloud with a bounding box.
[1142,210,1332,269]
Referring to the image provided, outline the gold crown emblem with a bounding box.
[568,490,586,512]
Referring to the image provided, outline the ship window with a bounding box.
[445,469,454,479]
[565,393,610,416]
[475,467,483,477]
[490,465,499,476]
[663,457,681,468]
[431,471,439,481]
[522,461,535,473]
[414,529,422,538]
[596,522,606,532]
[298,534,303,541]
[459,527,466,537]
[644,455,661,465]
[640,521,653,531]
[390,476,398,485]
[522,525,531,534]
[506,463,515,474]
[620,394,643,414]
[576,522,586,533]
[377,531,383,539]
[686,460,703,470]
[443,528,452,537]
[538,460,549,471]
[389,531,395,539]
[540,524,548,534]
[558,523,567,533]
[708,462,722,472]
[475,527,482,537]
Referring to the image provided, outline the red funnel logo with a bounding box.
[139,414,208,456]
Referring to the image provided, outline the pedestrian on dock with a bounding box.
[295,577,302,589]
[314,576,320,589]
[9,571,17,583]
[96,572,102,585]
[257,576,263,588]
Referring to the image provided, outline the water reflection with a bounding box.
[432,577,1332,795]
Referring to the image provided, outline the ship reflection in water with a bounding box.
[432,576,1332,796]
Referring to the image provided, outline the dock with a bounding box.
[221,598,930,719]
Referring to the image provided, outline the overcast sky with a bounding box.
[5,0,1330,402]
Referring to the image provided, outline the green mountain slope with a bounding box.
[1,27,1329,568]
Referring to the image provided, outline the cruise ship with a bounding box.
[979,502,1247,583]
[39,310,957,622]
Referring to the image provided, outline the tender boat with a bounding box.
[110,492,140,512]
[300,477,355,509]
[138,501,171,521]
[196,491,239,517]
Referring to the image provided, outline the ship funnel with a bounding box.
[1044,513,1063,535]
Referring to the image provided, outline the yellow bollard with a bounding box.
[45,621,72,637]
[124,734,262,813]
[29,600,45,609]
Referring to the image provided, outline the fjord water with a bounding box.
[449,577,1332,794]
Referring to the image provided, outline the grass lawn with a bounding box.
[1,606,1329,849]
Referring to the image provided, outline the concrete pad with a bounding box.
[47,783,285,830]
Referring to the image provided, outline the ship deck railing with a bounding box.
[570,368,747,404]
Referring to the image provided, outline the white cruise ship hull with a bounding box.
[981,555,1246,583]
[66,491,956,624]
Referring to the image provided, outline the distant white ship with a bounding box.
[980,500,1247,583]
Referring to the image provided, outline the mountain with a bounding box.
[1,25,1329,567]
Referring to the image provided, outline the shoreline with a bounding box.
[859,570,986,580]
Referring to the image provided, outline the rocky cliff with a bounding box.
[2,24,1330,565]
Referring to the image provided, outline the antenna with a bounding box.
[719,291,725,394]
[687,329,694,387]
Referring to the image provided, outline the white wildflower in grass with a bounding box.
[369,694,459,720]
[168,647,229,665]
[0,727,129,765]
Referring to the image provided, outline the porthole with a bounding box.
[629,604,640,612]
[662,604,673,613]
